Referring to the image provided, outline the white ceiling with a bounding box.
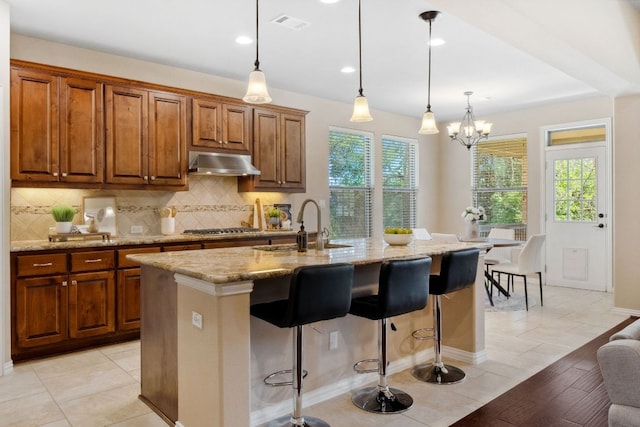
[6,0,640,122]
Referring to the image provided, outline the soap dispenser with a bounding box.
[297,221,308,252]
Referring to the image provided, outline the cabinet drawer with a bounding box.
[118,247,161,268]
[70,250,115,272]
[16,253,67,277]
[163,244,202,252]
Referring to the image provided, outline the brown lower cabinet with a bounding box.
[11,236,297,362]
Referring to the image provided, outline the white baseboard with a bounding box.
[2,360,13,375]
[249,346,485,426]
[175,422,185,427]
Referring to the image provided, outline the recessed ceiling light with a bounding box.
[235,36,253,45]
[430,38,445,47]
[341,66,356,74]
[320,0,341,4]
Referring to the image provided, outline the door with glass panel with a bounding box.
[544,145,609,291]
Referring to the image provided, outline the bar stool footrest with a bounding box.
[353,358,383,374]
[263,369,309,387]
[411,362,466,384]
[411,327,435,341]
[351,385,413,414]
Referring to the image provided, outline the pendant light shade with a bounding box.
[244,70,271,104]
[350,94,373,122]
[243,0,272,104]
[419,110,438,134]
[350,0,373,122]
[418,10,440,134]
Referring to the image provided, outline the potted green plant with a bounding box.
[51,205,76,233]
[266,207,282,227]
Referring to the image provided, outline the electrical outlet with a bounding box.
[192,311,203,329]
[329,330,339,350]
[130,225,144,234]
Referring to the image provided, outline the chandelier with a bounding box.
[447,91,493,150]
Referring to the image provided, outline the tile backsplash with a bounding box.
[11,175,289,241]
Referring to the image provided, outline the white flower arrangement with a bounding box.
[461,206,485,222]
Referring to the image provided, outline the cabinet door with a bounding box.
[221,103,251,153]
[16,275,69,348]
[250,108,280,189]
[192,97,222,148]
[59,77,104,183]
[117,268,141,331]
[280,113,306,190]
[148,91,187,186]
[105,85,149,184]
[68,271,116,339]
[10,68,59,182]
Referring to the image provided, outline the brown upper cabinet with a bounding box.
[238,108,306,192]
[105,85,187,187]
[10,67,104,184]
[10,61,307,192]
[192,97,251,154]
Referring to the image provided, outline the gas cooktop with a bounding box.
[182,227,260,235]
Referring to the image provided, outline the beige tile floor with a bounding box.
[0,285,627,427]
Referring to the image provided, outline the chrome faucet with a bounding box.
[296,199,324,250]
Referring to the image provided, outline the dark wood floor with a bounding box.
[452,316,637,427]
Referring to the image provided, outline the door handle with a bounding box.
[594,223,605,228]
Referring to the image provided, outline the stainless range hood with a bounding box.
[188,152,260,176]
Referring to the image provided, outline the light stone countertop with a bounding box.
[10,230,299,252]
[128,238,490,285]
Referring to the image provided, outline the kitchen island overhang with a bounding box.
[129,238,490,427]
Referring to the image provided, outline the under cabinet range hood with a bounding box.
[188,152,260,176]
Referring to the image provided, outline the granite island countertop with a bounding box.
[10,229,300,252]
[128,238,490,285]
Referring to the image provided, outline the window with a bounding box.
[553,157,597,222]
[472,136,528,239]
[328,128,373,238]
[382,136,417,229]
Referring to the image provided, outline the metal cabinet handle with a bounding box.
[71,280,77,286]
[33,262,53,267]
[84,258,102,263]
[144,176,148,180]
[62,281,68,287]
[53,172,59,177]
[61,172,67,177]
[150,176,156,180]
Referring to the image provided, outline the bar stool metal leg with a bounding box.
[351,318,413,414]
[411,295,466,384]
[265,326,330,427]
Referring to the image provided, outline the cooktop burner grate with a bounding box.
[182,227,260,235]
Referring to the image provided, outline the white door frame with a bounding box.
[540,117,613,292]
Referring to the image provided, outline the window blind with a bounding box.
[328,127,373,238]
[382,136,417,229]
[472,136,528,237]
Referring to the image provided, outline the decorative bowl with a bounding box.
[383,233,413,246]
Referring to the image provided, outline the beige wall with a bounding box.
[613,94,640,311]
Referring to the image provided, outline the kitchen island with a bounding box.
[129,238,489,427]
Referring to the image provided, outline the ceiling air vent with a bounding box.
[271,14,311,31]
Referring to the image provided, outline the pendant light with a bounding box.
[243,0,272,104]
[350,0,373,122]
[418,10,440,134]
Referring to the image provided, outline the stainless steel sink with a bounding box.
[253,242,352,252]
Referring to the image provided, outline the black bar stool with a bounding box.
[349,257,432,414]
[411,248,479,384]
[250,263,354,427]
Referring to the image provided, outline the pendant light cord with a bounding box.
[254,0,260,71]
[426,17,433,112]
[357,0,364,96]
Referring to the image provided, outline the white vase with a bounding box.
[56,221,73,234]
[465,220,479,239]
